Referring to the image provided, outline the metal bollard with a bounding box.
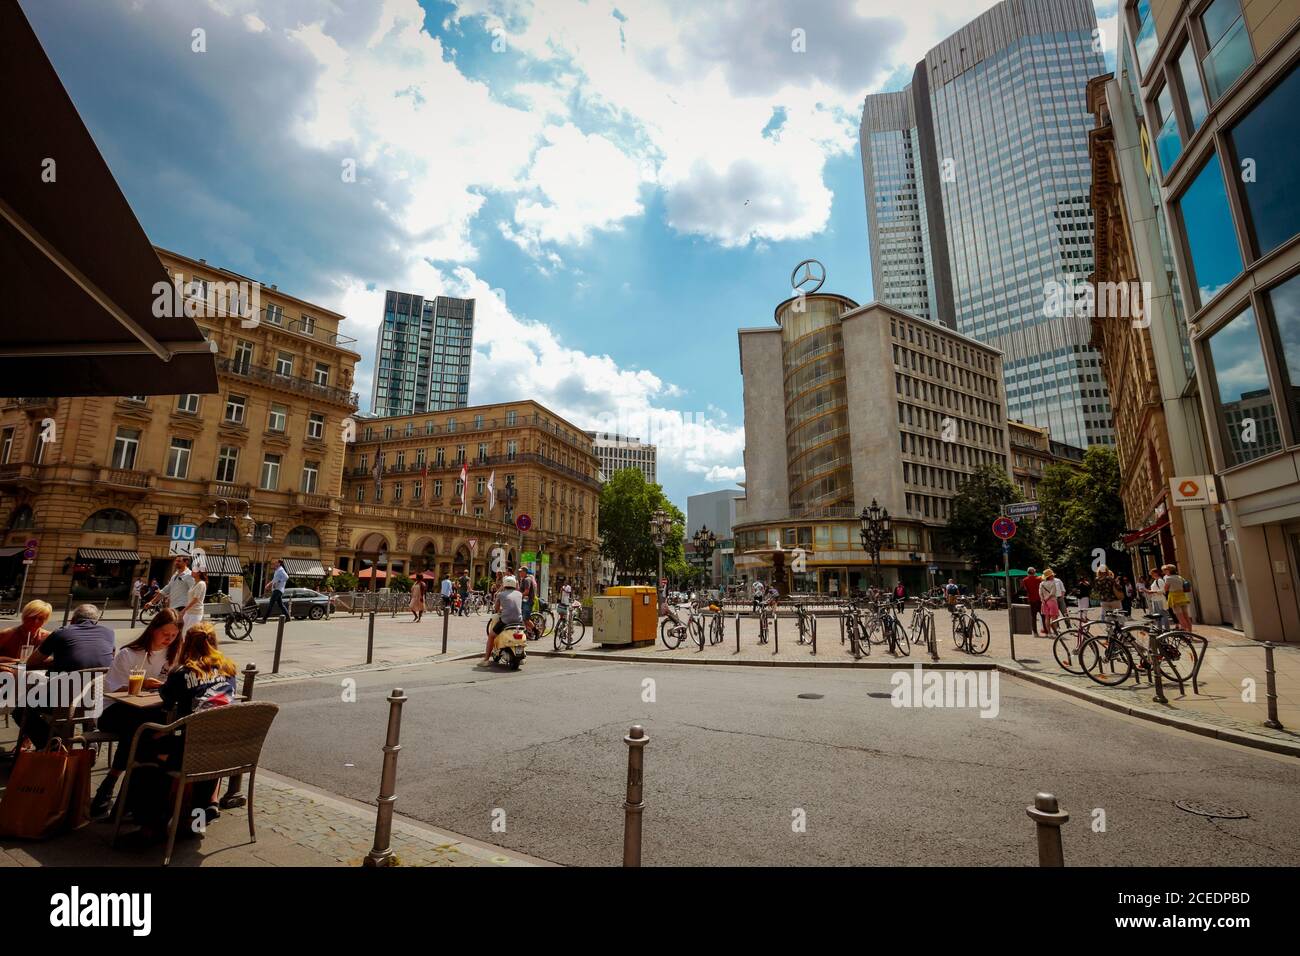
[62,592,73,627]
[773,613,779,655]
[839,614,845,645]
[1026,792,1069,867]
[367,611,376,664]
[1149,632,1167,705]
[130,594,139,628]
[1263,643,1284,730]
[221,662,260,809]
[734,613,740,655]
[442,605,449,654]
[812,616,817,656]
[622,724,648,867]
[271,616,286,674]
[364,687,409,867]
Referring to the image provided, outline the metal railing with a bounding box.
[218,356,359,409]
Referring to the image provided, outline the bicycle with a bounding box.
[839,603,870,657]
[1048,610,1093,675]
[708,607,725,645]
[879,599,910,657]
[795,603,817,646]
[1078,613,1199,688]
[757,605,773,645]
[660,602,691,649]
[212,592,255,641]
[949,601,990,655]
[552,603,586,650]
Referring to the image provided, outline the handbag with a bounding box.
[0,738,93,839]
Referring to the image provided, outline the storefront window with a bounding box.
[1176,154,1243,310]
[1206,306,1283,464]
[1228,64,1299,258]
[1264,272,1300,446]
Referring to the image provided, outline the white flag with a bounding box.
[487,470,496,512]
[459,461,469,515]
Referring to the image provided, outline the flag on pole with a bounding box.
[487,470,496,512]
[459,461,468,515]
[372,446,383,493]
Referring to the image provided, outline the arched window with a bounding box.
[8,505,34,531]
[82,509,137,534]
[285,525,320,548]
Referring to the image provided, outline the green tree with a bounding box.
[943,464,1038,572]
[1034,446,1126,579]
[597,468,686,584]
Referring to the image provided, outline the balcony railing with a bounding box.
[96,467,156,492]
[207,482,253,501]
[295,492,337,512]
[218,357,358,409]
[346,453,600,490]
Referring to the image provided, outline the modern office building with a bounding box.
[1091,0,1298,641]
[686,488,743,587]
[0,248,361,603]
[860,0,1112,449]
[734,290,1009,594]
[586,432,657,485]
[371,290,475,417]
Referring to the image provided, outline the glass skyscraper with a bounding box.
[860,0,1112,448]
[371,290,475,416]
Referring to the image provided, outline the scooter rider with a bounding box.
[486,575,524,662]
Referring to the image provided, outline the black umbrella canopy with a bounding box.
[0,1,217,397]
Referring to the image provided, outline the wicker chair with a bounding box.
[14,666,110,749]
[111,701,279,865]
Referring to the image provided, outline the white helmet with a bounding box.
[502,575,518,588]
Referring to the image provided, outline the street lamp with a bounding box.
[692,524,717,595]
[858,499,892,594]
[208,496,253,596]
[649,507,670,604]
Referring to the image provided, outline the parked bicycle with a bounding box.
[795,603,817,646]
[552,602,586,650]
[949,601,990,655]
[1078,612,1199,688]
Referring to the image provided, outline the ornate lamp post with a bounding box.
[858,499,892,594]
[208,496,253,596]
[692,524,717,595]
[649,508,670,604]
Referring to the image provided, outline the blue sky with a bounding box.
[21,0,1117,509]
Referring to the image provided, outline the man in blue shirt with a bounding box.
[261,559,290,623]
[440,573,454,611]
[18,604,115,748]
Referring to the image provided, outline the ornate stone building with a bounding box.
[0,247,360,603]
[338,400,601,598]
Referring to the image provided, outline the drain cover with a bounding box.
[866,692,892,699]
[797,693,824,700]
[1174,800,1249,820]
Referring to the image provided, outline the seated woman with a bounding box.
[91,609,182,817]
[122,623,238,843]
[0,599,53,661]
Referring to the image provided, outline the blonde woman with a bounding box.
[0,599,52,661]
[1162,564,1194,631]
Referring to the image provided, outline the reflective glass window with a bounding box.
[1207,306,1282,464]
[1176,154,1243,309]
[1228,64,1299,258]
[1200,0,1253,102]
[1264,272,1300,443]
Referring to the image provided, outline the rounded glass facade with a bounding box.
[778,294,856,516]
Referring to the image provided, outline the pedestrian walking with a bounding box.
[1092,566,1124,617]
[1022,567,1043,635]
[1121,574,1134,615]
[1161,563,1194,632]
[457,569,471,616]
[440,572,453,612]
[750,578,764,614]
[179,568,208,633]
[1074,575,1092,618]
[1039,569,1066,630]
[409,576,425,623]
[260,558,289,623]
[146,557,191,614]
[1145,567,1169,627]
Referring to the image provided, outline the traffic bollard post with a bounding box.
[622,724,648,867]
[364,688,409,867]
[271,616,286,674]
[367,611,376,664]
[1026,792,1069,867]
[1263,643,1283,730]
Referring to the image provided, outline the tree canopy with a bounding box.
[597,468,686,584]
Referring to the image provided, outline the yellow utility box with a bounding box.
[606,585,658,646]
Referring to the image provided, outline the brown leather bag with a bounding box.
[0,738,93,839]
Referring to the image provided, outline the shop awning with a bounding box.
[77,548,141,562]
[1122,514,1170,546]
[0,4,218,397]
[201,555,245,576]
[0,547,24,558]
[282,558,326,578]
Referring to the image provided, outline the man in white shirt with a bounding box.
[261,559,290,623]
[146,558,191,612]
[560,581,573,606]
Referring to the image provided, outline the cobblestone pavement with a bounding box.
[0,726,545,868]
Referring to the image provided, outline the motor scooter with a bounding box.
[484,614,528,669]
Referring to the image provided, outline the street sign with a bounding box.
[23,537,37,561]
[992,516,1017,540]
[1170,476,1217,507]
[169,523,198,557]
[1004,501,1040,519]
[927,564,939,572]
[515,514,532,532]
[1002,540,1011,554]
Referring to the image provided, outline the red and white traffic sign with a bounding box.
[992,516,1017,540]
[515,513,532,532]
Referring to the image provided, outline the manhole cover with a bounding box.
[797,693,824,700]
[1174,800,1249,820]
[866,692,892,699]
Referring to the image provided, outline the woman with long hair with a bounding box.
[409,575,425,623]
[91,608,183,817]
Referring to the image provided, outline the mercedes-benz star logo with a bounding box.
[791,259,826,295]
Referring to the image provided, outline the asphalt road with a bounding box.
[257,657,1300,866]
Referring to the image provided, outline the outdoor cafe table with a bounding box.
[104,690,164,709]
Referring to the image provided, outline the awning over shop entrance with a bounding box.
[0,547,24,558]
[0,4,218,397]
[201,555,246,576]
[1122,514,1171,546]
[77,548,142,562]
[282,558,327,578]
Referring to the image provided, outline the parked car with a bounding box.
[252,587,333,620]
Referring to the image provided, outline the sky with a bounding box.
[21,0,1118,510]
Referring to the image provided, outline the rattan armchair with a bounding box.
[111,701,279,865]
